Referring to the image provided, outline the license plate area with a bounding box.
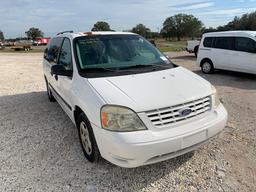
[182,130,207,148]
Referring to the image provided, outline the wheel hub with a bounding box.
[203,62,211,73]
[80,122,92,155]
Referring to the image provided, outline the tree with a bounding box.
[131,24,151,38]
[91,21,112,31]
[162,14,203,41]
[25,27,44,40]
[227,11,256,30]
[0,30,4,41]
[148,32,160,39]
[211,11,256,32]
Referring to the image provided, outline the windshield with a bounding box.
[74,35,171,73]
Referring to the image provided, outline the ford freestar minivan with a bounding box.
[43,31,227,168]
[197,31,256,74]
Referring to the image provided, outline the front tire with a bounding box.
[201,60,214,74]
[77,113,100,162]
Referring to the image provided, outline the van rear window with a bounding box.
[203,37,214,48]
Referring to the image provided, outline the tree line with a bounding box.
[1,27,44,41]
[91,11,256,41]
[204,11,256,33]
[1,11,256,42]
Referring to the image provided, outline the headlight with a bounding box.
[211,85,220,108]
[101,105,147,132]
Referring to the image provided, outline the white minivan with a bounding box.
[197,31,256,74]
[43,31,227,168]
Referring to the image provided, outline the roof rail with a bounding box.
[57,30,74,35]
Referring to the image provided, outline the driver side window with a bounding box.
[58,38,73,70]
[235,37,256,53]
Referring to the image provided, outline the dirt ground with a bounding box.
[0,52,255,192]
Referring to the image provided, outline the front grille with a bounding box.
[146,96,211,128]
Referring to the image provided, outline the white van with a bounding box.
[43,31,227,168]
[197,31,256,74]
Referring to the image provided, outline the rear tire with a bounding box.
[45,78,56,102]
[201,60,214,74]
[194,46,199,57]
[77,113,100,162]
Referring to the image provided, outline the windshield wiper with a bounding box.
[120,64,153,70]
[81,67,119,72]
[80,63,173,73]
[120,63,171,70]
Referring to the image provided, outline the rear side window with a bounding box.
[58,38,72,70]
[235,37,256,53]
[214,37,235,50]
[44,37,64,63]
[203,37,214,48]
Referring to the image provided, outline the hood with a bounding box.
[88,67,213,112]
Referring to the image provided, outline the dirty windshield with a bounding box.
[75,35,171,71]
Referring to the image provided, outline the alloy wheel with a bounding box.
[80,121,92,155]
[202,62,212,73]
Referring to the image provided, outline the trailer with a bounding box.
[11,40,32,51]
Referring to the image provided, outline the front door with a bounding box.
[234,37,256,74]
[44,37,64,97]
[55,38,74,118]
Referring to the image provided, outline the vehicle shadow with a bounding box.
[193,70,256,90]
[171,55,196,61]
[0,91,194,191]
[168,53,256,90]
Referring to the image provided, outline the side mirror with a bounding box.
[51,65,72,77]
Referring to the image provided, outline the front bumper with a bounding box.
[93,104,227,168]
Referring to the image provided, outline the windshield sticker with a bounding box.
[160,56,168,61]
[139,38,144,43]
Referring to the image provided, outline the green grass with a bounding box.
[0,49,44,53]
[0,46,46,53]
[0,40,186,53]
[158,47,181,52]
[156,39,187,52]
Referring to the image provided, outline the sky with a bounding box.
[0,0,256,38]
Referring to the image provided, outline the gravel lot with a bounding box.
[0,52,255,192]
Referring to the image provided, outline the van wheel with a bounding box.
[201,60,214,74]
[45,78,56,102]
[77,113,100,162]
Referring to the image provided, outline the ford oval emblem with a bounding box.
[179,108,192,117]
